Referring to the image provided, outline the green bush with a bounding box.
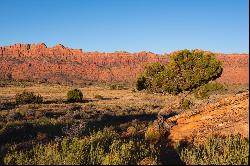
[181,99,192,110]
[194,82,225,99]
[144,124,167,144]
[166,50,223,92]
[3,128,159,165]
[136,62,165,92]
[136,49,223,95]
[67,89,83,103]
[177,134,249,165]
[135,76,147,91]
[15,91,43,105]
[145,125,161,143]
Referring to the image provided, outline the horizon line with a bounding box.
[0,42,249,55]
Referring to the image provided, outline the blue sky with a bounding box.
[0,0,248,54]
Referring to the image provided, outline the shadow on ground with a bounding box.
[86,112,158,131]
[42,99,94,104]
[0,102,16,111]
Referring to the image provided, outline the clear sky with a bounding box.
[0,0,249,54]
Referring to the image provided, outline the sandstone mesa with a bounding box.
[0,43,248,84]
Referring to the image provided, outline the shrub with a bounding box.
[135,76,147,91]
[136,62,165,92]
[136,49,223,95]
[144,125,162,143]
[194,82,225,99]
[15,91,43,105]
[177,134,249,165]
[181,99,192,110]
[3,128,159,165]
[101,140,158,165]
[206,82,225,91]
[166,50,223,92]
[67,89,83,103]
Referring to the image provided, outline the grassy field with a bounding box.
[0,81,248,165]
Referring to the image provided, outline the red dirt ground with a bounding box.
[167,91,249,144]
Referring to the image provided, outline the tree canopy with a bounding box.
[136,49,223,95]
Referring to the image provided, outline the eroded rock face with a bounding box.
[0,43,248,84]
[215,54,249,84]
[168,92,249,144]
[0,43,83,57]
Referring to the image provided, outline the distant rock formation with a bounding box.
[0,43,248,84]
[0,43,83,57]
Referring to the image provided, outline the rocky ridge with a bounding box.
[0,43,248,84]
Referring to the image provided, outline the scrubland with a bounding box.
[0,80,249,165]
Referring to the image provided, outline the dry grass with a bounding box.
[0,82,248,165]
[0,82,248,116]
[0,84,172,112]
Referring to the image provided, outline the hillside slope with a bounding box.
[168,91,249,144]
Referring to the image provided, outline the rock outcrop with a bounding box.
[0,43,248,84]
[168,91,249,144]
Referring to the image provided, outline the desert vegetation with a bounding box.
[0,49,248,165]
[0,80,248,165]
[67,89,84,103]
[177,134,249,165]
[15,91,43,105]
[136,49,223,95]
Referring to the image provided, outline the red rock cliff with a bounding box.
[0,43,248,84]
